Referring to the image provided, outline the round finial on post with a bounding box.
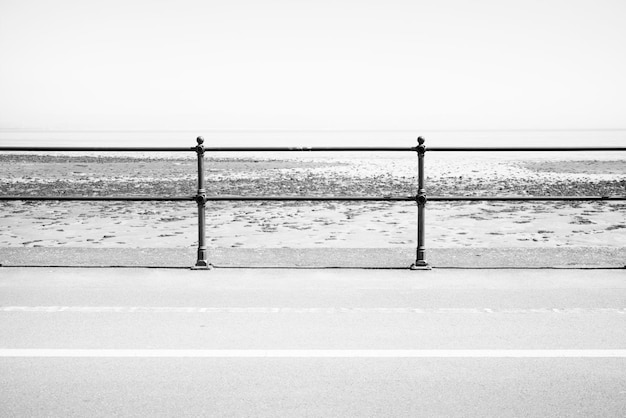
[195,136,205,155]
[416,136,426,154]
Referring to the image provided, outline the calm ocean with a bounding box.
[1,130,625,148]
[0,130,624,164]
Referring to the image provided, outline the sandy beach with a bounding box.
[0,153,624,249]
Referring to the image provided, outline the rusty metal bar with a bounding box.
[192,137,212,270]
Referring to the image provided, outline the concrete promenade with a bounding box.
[1,246,624,268]
[1,265,625,417]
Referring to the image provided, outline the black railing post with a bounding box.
[411,136,431,270]
[192,136,212,270]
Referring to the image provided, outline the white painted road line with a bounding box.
[1,306,625,314]
[1,349,626,358]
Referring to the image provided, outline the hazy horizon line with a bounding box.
[2,128,626,133]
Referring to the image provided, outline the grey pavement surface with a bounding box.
[1,267,626,417]
[1,246,625,268]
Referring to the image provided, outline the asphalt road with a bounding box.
[1,267,625,417]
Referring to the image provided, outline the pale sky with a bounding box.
[1,0,625,131]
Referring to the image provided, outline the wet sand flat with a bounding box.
[0,153,624,250]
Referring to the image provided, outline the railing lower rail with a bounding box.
[1,136,625,269]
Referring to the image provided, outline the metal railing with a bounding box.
[1,136,625,269]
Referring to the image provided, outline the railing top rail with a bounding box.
[0,146,414,152]
[2,145,625,153]
[0,147,194,152]
[203,147,415,152]
[426,146,626,152]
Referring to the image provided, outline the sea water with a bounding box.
[0,129,623,167]
[1,129,625,148]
